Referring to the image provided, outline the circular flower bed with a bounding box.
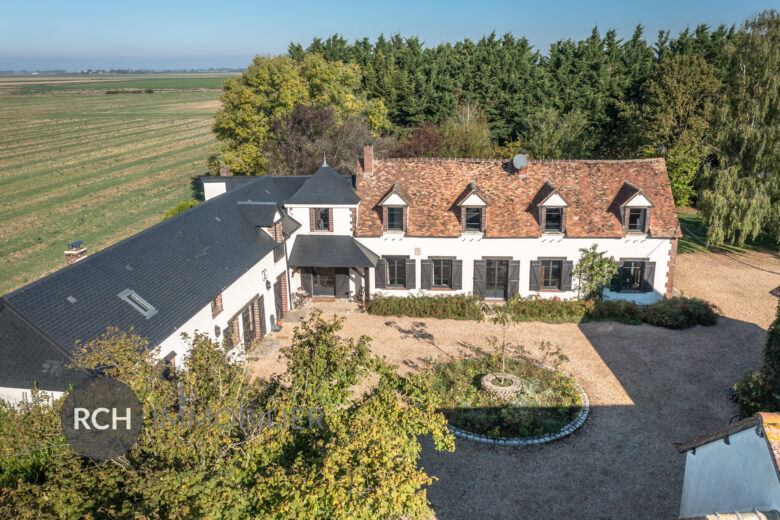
[431,356,583,440]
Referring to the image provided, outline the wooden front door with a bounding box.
[335,268,350,298]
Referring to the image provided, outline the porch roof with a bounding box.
[288,235,379,268]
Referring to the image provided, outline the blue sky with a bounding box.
[0,0,772,70]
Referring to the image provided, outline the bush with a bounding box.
[163,199,199,220]
[504,296,588,323]
[736,302,780,415]
[367,294,718,330]
[640,296,719,329]
[366,294,483,320]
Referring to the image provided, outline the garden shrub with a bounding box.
[736,302,780,415]
[640,296,719,329]
[368,294,718,330]
[366,294,483,320]
[163,199,199,220]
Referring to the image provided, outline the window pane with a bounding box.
[628,209,645,231]
[465,208,482,231]
[433,259,452,287]
[541,260,562,289]
[620,261,643,290]
[545,208,562,231]
[315,208,329,230]
[387,207,403,230]
[387,258,406,286]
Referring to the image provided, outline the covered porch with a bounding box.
[288,235,378,299]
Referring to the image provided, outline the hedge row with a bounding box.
[365,294,483,320]
[366,295,718,330]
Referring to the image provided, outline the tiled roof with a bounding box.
[759,412,780,477]
[355,157,680,238]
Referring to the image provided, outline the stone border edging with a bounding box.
[446,382,590,446]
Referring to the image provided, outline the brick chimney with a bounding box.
[64,241,87,265]
[219,166,231,177]
[362,143,373,177]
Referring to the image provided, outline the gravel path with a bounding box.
[248,250,777,519]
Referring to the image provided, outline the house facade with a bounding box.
[0,145,679,404]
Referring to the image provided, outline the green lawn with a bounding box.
[677,211,777,254]
[0,73,235,295]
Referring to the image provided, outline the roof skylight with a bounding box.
[118,289,157,319]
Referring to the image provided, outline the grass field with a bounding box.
[0,73,235,295]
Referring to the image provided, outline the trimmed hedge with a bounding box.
[367,294,718,330]
[366,295,483,320]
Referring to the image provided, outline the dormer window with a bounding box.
[387,207,404,231]
[543,208,562,232]
[314,208,330,231]
[627,208,646,233]
[465,208,482,232]
[455,181,487,234]
[536,182,568,234]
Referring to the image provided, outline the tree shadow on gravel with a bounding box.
[419,316,766,520]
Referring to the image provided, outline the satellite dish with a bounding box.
[512,153,528,171]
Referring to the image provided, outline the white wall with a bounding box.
[0,386,63,406]
[679,427,780,518]
[203,182,227,201]
[157,241,289,363]
[286,205,356,235]
[357,234,672,303]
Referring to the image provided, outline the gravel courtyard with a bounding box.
[248,250,779,519]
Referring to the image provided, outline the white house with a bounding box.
[0,145,680,404]
[674,412,780,518]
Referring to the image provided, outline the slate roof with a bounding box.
[288,235,379,268]
[355,157,681,238]
[0,176,304,392]
[286,165,360,205]
[238,202,278,227]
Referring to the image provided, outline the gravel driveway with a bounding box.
[248,250,778,519]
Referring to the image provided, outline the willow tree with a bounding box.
[701,10,779,246]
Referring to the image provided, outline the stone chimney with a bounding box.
[219,166,231,177]
[64,241,87,265]
[362,143,373,177]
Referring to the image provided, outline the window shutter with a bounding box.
[405,259,416,289]
[473,260,486,297]
[403,207,408,232]
[508,260,520,297]
[529,261,542,291]
[611,262,624,292]
[460,208,466,232]
[375,259,387,289]
[421,260,433,289]
[452,260,463,290]
[328,208,333,232]
[382,207,388,232]
[539,207,546,232]
[561,261,574,291]
[642,261,656,292]
[622,207,628,234]
[561,208,568,234]
[309,208,315,232]
[644,208,651,234]
[481,208,486,232]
